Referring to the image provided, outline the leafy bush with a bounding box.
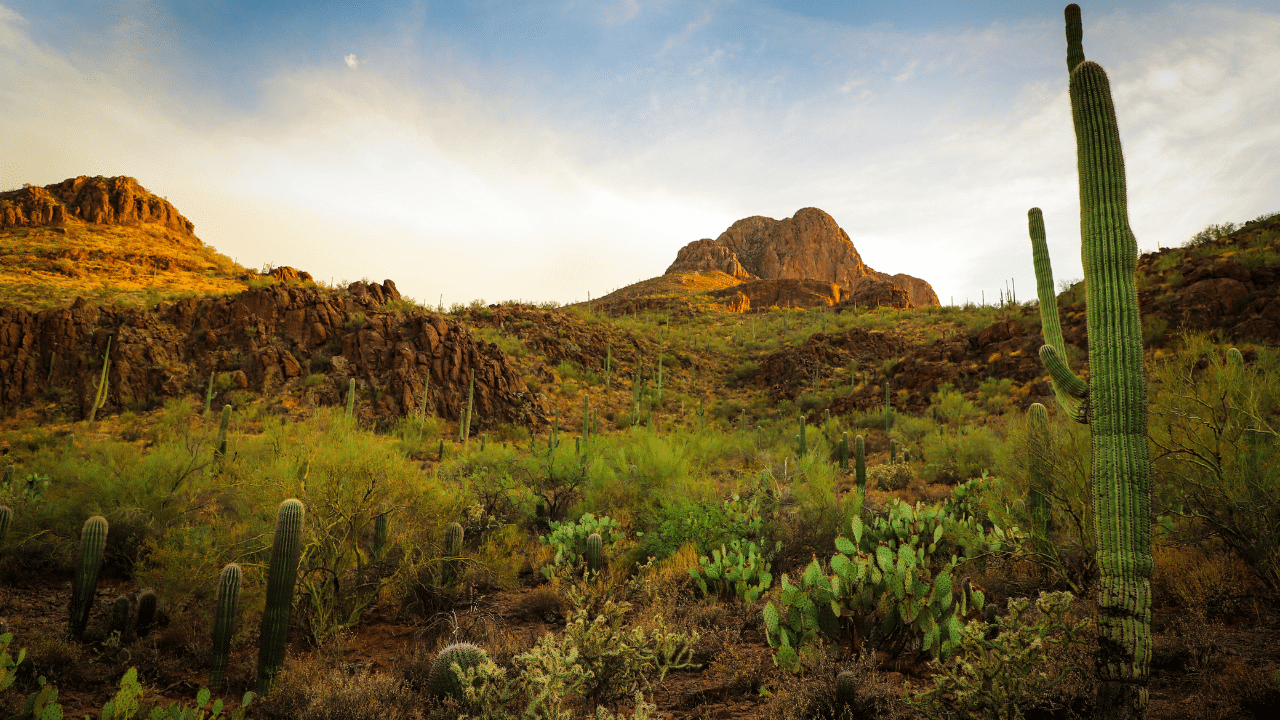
[920,424,998,484]
[639,494,769,562]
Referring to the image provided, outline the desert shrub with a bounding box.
[1149,336,1280,590]
[638,493,771,562]
[1184,220,1239,247]
[256,658,415,720]
[976,377,1016,414]
[930,384,982,426]
[865,462,913,491]
[919,424,998,485]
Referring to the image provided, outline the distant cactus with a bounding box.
[257,499,304,694]
[346,378,356,419]
[890,437,897,464]
[586,532,603,576]
[87,336,112,423]
[427,642,490,701]
[210,563,242,690]
[836,670,857,713]
[215,405,231,460]
[798,415,807,457]
[135,589,158,638]
[205,370,216,416]
[373,507,390,559]
[1227,347,1244,368]
[69,516,108,639]
[839,433,849,471]
[883,377,893,430]
[0,505,10,546]
[462,369,475,446]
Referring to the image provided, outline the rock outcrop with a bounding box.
[665,208,939,307]
[708,278,845,311]
[0,176,196,239]
[0,281,545,426]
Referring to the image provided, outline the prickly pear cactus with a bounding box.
[69,515,108,639]
[427,642,491,701]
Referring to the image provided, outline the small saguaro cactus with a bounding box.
[585,532,603,577]
[855,435,867,494]
[257,499,305,694]
[373,507,390,560]
[215,405,231,460]
[836,670,857,713]
[87,336,111,423]
[109,595,131,639]
[346,378,356,419]
[889,437,897,464]
[69,515,109,639]
[204,370,217,416]
[883,376,893,430]
[0,505,11,546]
[798,415,807,457]
[427,642,491,701]
[462,369,475,446]
[443,522,465,583]
[582,394,591,441]
[1227,347,1244,368]
[210,563,242,690]
[135,589,158,638]
[839,433,849,471]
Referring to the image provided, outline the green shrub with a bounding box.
[920,425,998,484]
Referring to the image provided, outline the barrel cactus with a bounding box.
[257,500,304,694]
[210,563,242,690]
[427,642,491,702]
[836,670,857,714]
[1026,5,1154,714]
[69,515,108,639]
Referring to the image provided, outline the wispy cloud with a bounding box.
[0,1,1276,309]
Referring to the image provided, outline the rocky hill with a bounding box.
[0,176,250,310]
[665,207,940,308]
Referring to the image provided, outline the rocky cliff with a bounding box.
[665,207,938,308]
[0,280,546,426]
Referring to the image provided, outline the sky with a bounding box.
[1,1,1277,308]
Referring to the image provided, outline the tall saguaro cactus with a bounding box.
[855,434,866,496]
[258,499,305,694]
[69,516,109,638]
[1027,6,1153,716]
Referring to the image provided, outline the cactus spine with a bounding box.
[586,532,603,577]
[87,336,111,423]
[257,499,304,694]
[427,642,490,701]
[210,563,242,690]
[215,405,231,460]
[1027,6,1153,714]
[135,588,158,638]
[0,505,10,546]
[69,515,108,639]
[1028,403,1052,550]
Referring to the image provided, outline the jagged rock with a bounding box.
[0,282,545,426]
[838,276,912,310]
[266,266,314,284]
[0,176,197,238]
[709,278,843,309]
[664,207,939,307]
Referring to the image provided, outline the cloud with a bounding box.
[344,53,358,69]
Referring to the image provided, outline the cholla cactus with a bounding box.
[69,515,108,639]
[428,642,491,701]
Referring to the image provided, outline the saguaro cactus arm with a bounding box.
[1029,208,1089,424]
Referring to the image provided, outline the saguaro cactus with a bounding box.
[836,670,857,714]
[798,415,807,457]
[839,433,849,471]
[87,337,112,423]
[1226,347,1243,368]
[346,378,356,419]
[69,515,108,638]
[109,595,131,639]
[586,532,603,577]
[373,507,390,560]
[215,405,231,460]
[1027,6,1153,716]
[443,522,464,583]
[0,505,11,546]
[211,563,242,690]
[258,499,305,694]
[1028,403,1052,548]
[855,435,867,495]
[135,588,158,638]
